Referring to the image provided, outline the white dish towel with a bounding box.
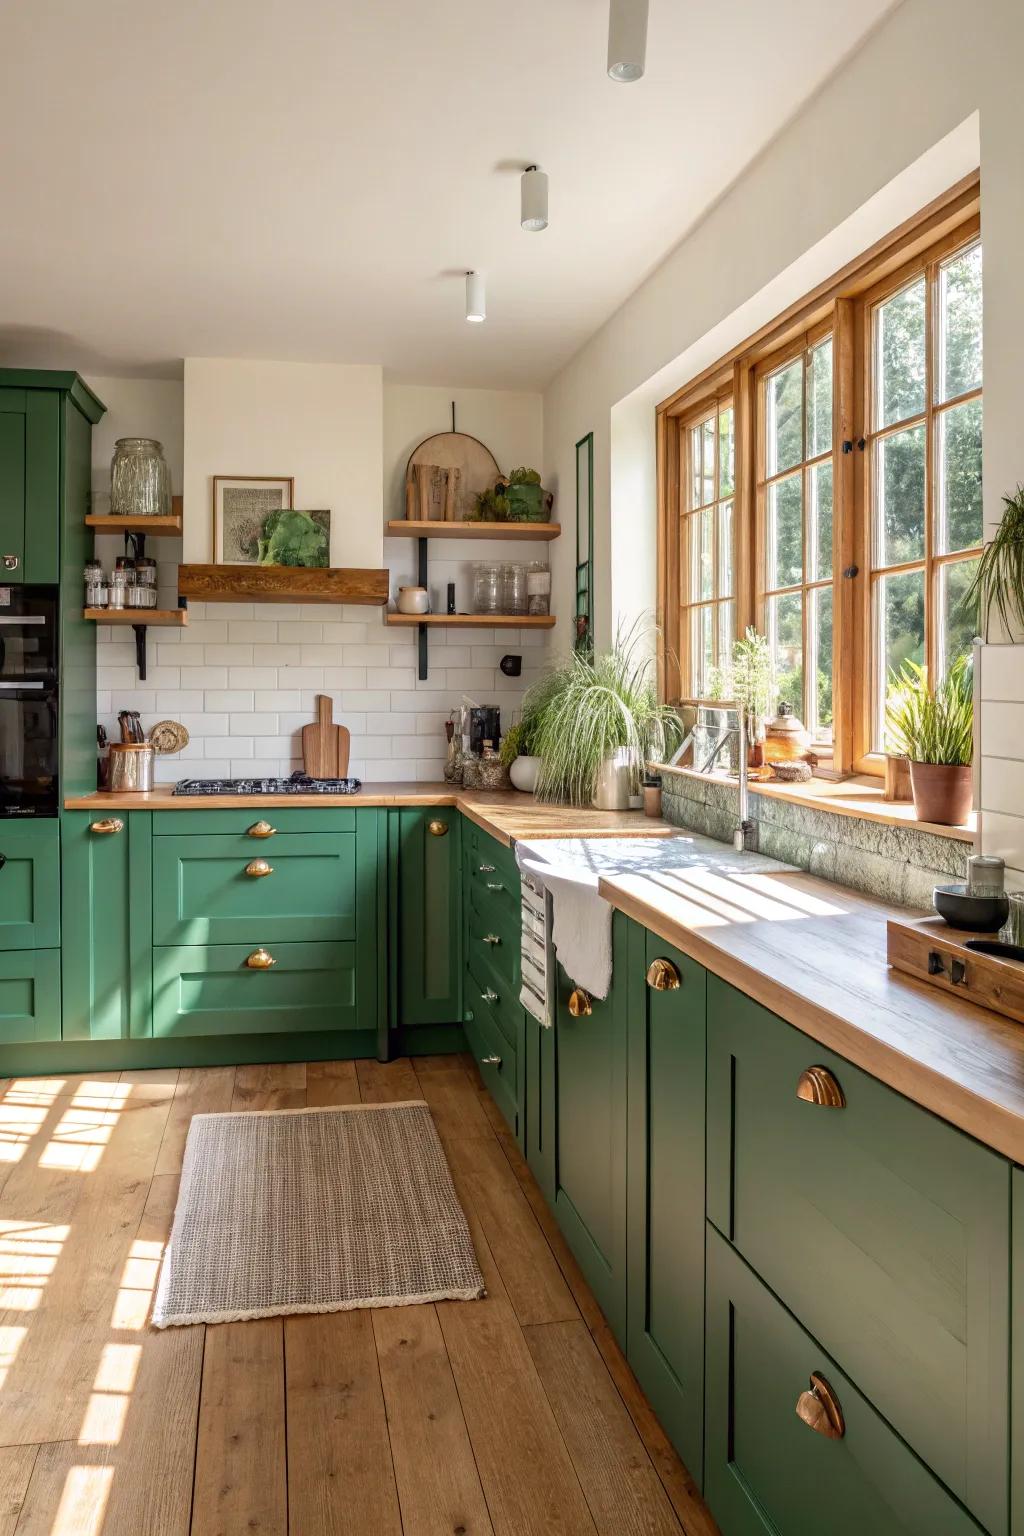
[516,854,614,1000]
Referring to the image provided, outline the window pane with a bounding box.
[717,500,733,598]
[717,601,735,667]
[806,338,833,459]
[699,506,713,599]
[876,568,925,749]
[875,423,926,566]
[767,473,803,589]
[690,605,714,696]
[718,407,735,497]
[767,358,803,477]
[937,397,983,554]
[875,278,926,428]
[767,591,803,715]
[809,585,834,742]
[938,558,979,677]
[690,425,702,510]
[810,461,833,583]
[702,418,715,506]
[939,244,982,402]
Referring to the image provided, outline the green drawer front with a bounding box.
[153,808,357,836]
[152,941,362,1037]
[153,833,356,945]
[0,821,59,949]
[465,825,519,886]
[705,1227,985,1536]
[464,995,518,1136]
[467,890,520,990]
[707,975,1009,1536]
[466,945,518,1048]
[0,948,60,1043]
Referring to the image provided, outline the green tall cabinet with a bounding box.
[392,806,463,1028]
[61,811,152,1040]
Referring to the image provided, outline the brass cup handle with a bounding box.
[481,1054,502,1067]
[482,933,501,946]
[2,555,18,571]
[485,881,504,891]
[247,820,276,838]
[245,948,276,969]
[90,818,124,835]
[796,1065,846,1108]
[796,1372,845,1440]
[568,987,593,1018]
[428,819,448,837]
[646,957,682,991]
[244,859,274,878]
[481,988,499,1004]
[478,863,496,873]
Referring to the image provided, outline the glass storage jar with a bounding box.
[110,438,171,518]
[527,560,551,615]
[472,562,503,616]
[503,563,529,615]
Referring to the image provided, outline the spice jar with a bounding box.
[479,739,507,791]
[84,561,107,608]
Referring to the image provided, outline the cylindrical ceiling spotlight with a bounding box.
[608,0,648,82]
[465,270,486,323]
[521,165,549,232]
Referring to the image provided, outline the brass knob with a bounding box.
[247,820,276,838]
[482,933,500,946]
[244,859,274,878]
[796,1372,845,1439]
[428,819,448,837]
[796,1065,846,1108]
[646,957,682,991]
[479,863,496,873]
[245,948,276,969]
[486,880,504,891]
[568,987,592,1018]
[481,988,499,1004]
[90,818,124,835]
[481,1054,502,1067]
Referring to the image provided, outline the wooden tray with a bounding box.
[887,914,1024,1025]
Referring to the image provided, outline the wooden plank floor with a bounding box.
[0,1056,718,1536]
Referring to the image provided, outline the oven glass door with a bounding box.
[0,587,59,816]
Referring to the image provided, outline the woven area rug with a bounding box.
[152,1100,485,1328]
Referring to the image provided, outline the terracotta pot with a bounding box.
[908,761,973,826]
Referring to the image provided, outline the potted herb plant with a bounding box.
[500,718,541,793]
[960,484,1024,639]
[885,656,974,826]
[712,627,775,765]
[524,623,682,808]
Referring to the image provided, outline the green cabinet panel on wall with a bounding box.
[625,922,706,1483]
[61,811,152,1040]
[1014,1169,1024,1536]
[707,974,1009,1536]
[704,1227,986,1536]
[0,950,60,1044]
[0,820,60,950]
[152,941,362,1037]
[0,386,60,584]
[393,806,462,1027]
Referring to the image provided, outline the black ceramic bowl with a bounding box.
[933,882,1010,932]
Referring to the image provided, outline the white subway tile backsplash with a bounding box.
[341,690,391,712]
[343,645,392,666]
[367,667,416,691]
[278,667,325,689]
[204,736,249,758]
[980,756,1024,817]
[204,644,254,666]
[254,690,300,711]
[228,667,280,689]
[980,644,1024,703]
[321,622,367,643]
[155,691,206,713]
[278,622,324,643]
[178,667,229,690]
[205,691,256,712]
[177,713,229,738]
[981,810,1024,871]
[228,622,277,643]
[322,667,368,689]
[981,701,1024,760]
[230,713,279,734]
[254,644,299,666]
[178,622,229,646]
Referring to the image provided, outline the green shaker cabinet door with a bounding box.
[61,812,152,1039]
[0,820,60,949]
[546,912,628,1344]
[152,941,360,1037]
[626,923,707,1482]
[395,807,462,1026]
[0,950,60,1044]
[704,1227,986,1536]
[0,387,60,583]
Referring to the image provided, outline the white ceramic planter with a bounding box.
[509,755,540,793]
[396,585,429,615]
[592,749,633,810]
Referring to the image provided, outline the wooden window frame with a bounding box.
[656,172,980,777]
[676,391,735,698]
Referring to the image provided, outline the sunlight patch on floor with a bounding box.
[111,1236,164,1330]
[50,1465,114,1536]
[38,1088,131,1173]
[78,1341,143,1446]
[0,1323,27,1390]
[0,1220,69,1311]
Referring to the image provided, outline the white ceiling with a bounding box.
[0,0,898,390]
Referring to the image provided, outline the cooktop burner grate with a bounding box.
[173,771,362,796]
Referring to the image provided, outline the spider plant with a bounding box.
[959,485,1024,640]
[525,621,683,806]
[885,656,973,765]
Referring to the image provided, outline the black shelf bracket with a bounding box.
[130,598,189,682]
[417,535,429,681]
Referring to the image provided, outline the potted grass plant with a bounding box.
[884,656,974,826]
[524,622,682,808]
[959,484,1024,640]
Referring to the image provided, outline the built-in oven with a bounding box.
[0,586,59,817]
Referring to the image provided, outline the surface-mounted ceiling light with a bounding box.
[465,271,486,322]
[608,0,648,82]
[521,166,549,232]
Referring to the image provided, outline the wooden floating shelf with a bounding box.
[86,495,184,537]
[178,564,389,606]
[386,612,555,629]
[386,520,561,542]
[84,608,189,627]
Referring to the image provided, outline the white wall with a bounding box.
[543,0,1024,868]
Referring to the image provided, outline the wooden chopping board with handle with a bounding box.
[302,695,351,779]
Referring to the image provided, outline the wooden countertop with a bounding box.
[599,868,1024,1163]
[64,785,675,848]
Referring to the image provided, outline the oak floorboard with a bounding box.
[524,1321,682,1536]
[412,1060,495,1141]
[355,1057,420,1104]
[305,1060,361,1108]
[0,1447,36,1535]
[231,1062,306,1112]
[156,1066,236,1176]
[285,1309,401,1536]
[372,1304,494,1536]
[192,1318,286,1536]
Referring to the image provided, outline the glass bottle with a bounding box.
[110,438,171,518]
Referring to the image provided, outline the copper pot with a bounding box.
[908,762,973,827]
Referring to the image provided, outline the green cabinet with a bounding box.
[0,386,60,583]
[461,823,525,1145]
[392,807,462,1027]
[0,820,60,949]
[625,924,707,1482]
[152,941,361,1037]
[705,1226,986,1536]
[0,950,61,1044]
[61,811,152,1040]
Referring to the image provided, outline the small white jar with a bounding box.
[396,585,430,615]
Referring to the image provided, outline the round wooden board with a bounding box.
[405,432,500,523]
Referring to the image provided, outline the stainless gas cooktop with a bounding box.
[173,772,362,796]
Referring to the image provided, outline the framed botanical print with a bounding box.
[212,476,294,564]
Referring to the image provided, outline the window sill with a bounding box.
[656,764,976,843]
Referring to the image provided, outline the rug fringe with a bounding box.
[191,1100,429,1122]
[152,1284,487,1330]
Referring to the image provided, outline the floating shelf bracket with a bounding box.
[132,598,189,681]
[417,537,429,680]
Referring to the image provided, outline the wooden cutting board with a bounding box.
[301,695,350,780]
[887,914,1024,1025]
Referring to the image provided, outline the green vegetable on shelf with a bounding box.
[257,510,329,568]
